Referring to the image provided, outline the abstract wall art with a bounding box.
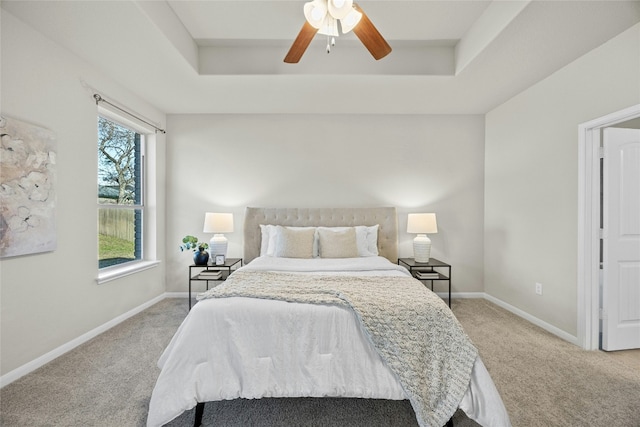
[0,115,57,258]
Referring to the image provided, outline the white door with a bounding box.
[602,128,640,351]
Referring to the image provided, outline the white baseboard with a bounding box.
[439,292,485,299]
[483,293,578,345]
[440,292,577,345]
[165,292,190,298]
[0,293,166,388]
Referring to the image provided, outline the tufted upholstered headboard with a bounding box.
[243,207,398,264]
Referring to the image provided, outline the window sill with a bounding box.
[97,260,161,285]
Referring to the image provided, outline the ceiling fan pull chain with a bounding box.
[326,35,331,54]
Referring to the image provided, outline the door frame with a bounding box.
[578,104,640,350]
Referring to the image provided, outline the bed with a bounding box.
[148,207,510,427]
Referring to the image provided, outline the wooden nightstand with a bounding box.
[398,257,451,307]
[188,258,242,310]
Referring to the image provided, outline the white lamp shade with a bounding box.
[407,213,438,234]
[203,213,234,233]
[340,8,362,33]
[304,0,328,29]
[328,0,353,19]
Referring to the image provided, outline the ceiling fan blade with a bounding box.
[352,4,392,60]
[284,21,319,63]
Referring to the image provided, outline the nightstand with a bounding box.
[188,258,242,310]
[398,257,451,307]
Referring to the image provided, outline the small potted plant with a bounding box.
[180,235,209,265]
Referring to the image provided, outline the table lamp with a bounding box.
[407,213,438,262]
[203,213,234,257]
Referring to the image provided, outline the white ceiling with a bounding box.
[3,0,640,115]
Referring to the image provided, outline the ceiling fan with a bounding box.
[284,0,392,63]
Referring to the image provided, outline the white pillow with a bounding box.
[357,224,379,256]
[259,224,278,256]
[260,225,319,257]
[273,226,315,258]
[260,224,378,257]
[316,225,379,257]
[317,227,358,258]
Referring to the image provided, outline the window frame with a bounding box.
[96,108,159,284]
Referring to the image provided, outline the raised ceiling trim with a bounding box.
[455,0,531,75]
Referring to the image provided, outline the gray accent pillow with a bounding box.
[318,227,358,258]
[274,226,315,258]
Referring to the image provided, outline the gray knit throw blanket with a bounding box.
[198,271,478,427]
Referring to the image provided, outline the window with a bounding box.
[98,116,144,269]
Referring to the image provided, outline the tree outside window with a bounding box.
[98,116,143,268]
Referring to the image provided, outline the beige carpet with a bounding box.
[453,299,640,427]
[1,298,638,427]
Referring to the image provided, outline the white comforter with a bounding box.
[147,257,510,427]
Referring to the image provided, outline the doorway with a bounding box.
[578,104,640,350]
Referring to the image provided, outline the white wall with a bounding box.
[6,2,634,383]
[484,23,640,336]
[166,114,485,295]
[0,11,167,376]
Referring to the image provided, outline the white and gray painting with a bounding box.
[0,115,57,258]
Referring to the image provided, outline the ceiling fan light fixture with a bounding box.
[340,8,362,34]
[285,0,390,63]
[318,16,339,37]
[303,0,328,29]
[328,0,353,20]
